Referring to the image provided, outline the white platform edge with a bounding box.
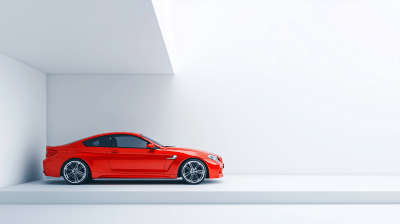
[1,175,399,204]
[2,191,400,204]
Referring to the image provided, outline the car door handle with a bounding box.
[111,150,119,153]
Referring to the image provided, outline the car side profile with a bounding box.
[43,132,224,185]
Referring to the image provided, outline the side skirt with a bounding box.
[92,172,177,179]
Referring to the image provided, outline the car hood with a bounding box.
[163,147,219,157]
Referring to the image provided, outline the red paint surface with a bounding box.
[43,132,224,180]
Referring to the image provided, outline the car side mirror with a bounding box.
[147,143,156,149]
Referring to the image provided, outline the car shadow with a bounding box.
[42,178,222,185]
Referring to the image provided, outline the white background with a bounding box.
[1,2,399,223]
[48,1,400,174]
[48,0,400,175]
[0,0,173,74]
[0,52,46,188]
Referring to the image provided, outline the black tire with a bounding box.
[180,159,207,184]
[62,159,91,185]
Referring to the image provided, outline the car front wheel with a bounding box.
[180,159,207,184]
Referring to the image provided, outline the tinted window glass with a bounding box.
[112,135,148,148]
[83,136,111,147]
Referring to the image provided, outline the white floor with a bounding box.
[1,175,400,223]
[0,204,399,224]
[1,175,400,204]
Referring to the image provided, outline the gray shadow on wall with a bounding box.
[20,144,44,183]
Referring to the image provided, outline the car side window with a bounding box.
[83,136,111,147]
[112,135,148,148]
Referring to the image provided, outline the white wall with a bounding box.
[0,0,173,74]
[47,74,175,146]
[0,52,46,188]
[48,0,400,175]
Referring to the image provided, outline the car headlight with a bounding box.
[208,155,220,162]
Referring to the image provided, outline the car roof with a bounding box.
[51,132,144,147]
[78,132,142,142]
[92,132,141,137]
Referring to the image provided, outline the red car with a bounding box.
[43,132,224,185]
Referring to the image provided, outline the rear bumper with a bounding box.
[43,156,64,177]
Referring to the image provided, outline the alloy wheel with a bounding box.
[181,160,206,184]
[63,160,87,184]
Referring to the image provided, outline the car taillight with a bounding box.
[46,149,57,157]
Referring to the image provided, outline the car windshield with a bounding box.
[141,135,164,147]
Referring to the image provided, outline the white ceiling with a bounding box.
[0,0,173,74]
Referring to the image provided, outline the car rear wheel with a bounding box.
[180,159,207,184]
[62,160,90,185]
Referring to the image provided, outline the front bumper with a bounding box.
[207,160,224,179]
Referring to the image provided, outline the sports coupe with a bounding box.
[43,132,224,184]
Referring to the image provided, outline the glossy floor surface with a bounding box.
[0,204,399,224]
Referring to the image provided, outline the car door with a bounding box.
[107,134,166,174]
